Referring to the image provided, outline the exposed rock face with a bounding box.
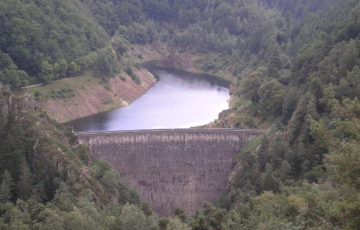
[0,87,39,123]
[76,128,263,216]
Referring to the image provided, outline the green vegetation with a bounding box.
[185,1,360,229]
[0,88,190,230]
[0,0,130,88]
[1,0,360,229]
[125,67,141,85]
[190,99,360,230]
[25,74,95,101]
[47,88,75,99]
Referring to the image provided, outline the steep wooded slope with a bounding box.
[0,0,359,229]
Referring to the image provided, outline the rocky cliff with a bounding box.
[1,86,40,123]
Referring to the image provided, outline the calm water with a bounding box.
[70,70,230,132]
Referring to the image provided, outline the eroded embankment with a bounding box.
[25,69,156,123]
[130,44,270,129]
[25,43,233,123]
[131,43,235,83]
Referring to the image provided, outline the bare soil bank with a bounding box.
[131,44,269,129]
[25,69,156,123]
[25,43,231,124]
[132,43,235,82]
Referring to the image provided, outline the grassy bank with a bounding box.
[25,72,99,101]
[20,70,156,123]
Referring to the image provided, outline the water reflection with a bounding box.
[70,70,230,132]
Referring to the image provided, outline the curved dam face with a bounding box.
[76,129,263,216]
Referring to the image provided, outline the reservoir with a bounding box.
[70,69,230,132]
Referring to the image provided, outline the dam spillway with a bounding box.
[75,128,263,216]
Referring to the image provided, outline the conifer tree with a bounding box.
[0,170,14,203]
[17,162,32,201]
[267,48,282,78]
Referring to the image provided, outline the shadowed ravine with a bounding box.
[76,128,263,216]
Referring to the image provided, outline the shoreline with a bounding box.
[66,67,232,130]
[23,43,236,124]
[23,68,156,123]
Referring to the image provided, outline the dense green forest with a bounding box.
[0,87,191,229]
[1,0,360,229]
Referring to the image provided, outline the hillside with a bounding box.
[1,0,360,229]
[24,69,155,123]
[0,87,190,229]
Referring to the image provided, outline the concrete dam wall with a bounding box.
[76,129,263,216]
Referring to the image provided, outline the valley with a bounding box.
[0,0,359,229]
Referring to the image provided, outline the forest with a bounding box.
[1,0,360,229]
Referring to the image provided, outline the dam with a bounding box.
[76,128,263,216]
